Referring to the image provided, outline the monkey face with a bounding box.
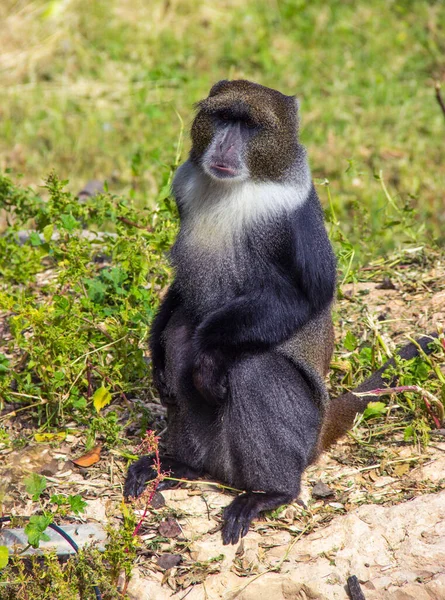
[191,80,301,183]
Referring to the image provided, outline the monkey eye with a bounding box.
[217,111,232,122]
[241,116,256,129]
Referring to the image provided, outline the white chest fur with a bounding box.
[173,161,311,248]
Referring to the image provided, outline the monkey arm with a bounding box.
[196,289,309,351]
[191,275,333,405]
[149,283,182,398]
[195,265,334,353]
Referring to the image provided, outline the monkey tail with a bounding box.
[318,332,440,452]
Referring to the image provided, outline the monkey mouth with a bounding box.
[209,163,239,179]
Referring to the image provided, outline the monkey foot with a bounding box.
[124,455,202,499]
[222,491,293,545]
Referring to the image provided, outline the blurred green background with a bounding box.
[1,0,444,252]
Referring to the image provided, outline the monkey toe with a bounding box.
[124,455,158,499]
[222,494,260,545]
[222,492,294,545]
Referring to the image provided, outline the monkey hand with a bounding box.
[192,348,228,405]
[152,365,176,406]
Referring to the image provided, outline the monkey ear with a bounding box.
[290,96,300,112]
[209,80,230,97]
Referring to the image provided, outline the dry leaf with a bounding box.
[393,463,410,477]
[34,432,66,443]
[158,517,182,539]
[72,444,102,467]
[368,470,379,482]
[157,554,181,570]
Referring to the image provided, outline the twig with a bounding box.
[435,82,445,119]
[164,477,242,493]
[0,396,47,421]
[70,336,127,365]
[117,216,153,232]
[132,432,167,537]
[329,455,430,481]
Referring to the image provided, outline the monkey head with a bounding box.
[190,80,301,183]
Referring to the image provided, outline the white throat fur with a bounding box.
[174,161,311,246]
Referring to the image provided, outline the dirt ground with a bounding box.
[1,250,444,599]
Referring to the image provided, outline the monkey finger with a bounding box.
[222,494,258,545]
[124,455,158,498]
[222,513,244,545]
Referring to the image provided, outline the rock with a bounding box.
[127,569,170,600]
[129,490,445,600]
[312,481,335,499]
[39,458,60,476]
[82,498,107,522]
[151,491,165,509]
[190,533,238,564]
[376,278,396,290]
[157,553,182,570]
[431,290,445,310]
[410,452,445,483]
[384,583,436,600]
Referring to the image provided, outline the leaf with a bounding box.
[72,397,87,410]
[29,232,42,246]
[0,353,9,374]
[393,463,410,477]
[72,445,102,467]
[34,431,66,443]
[42,224,54,243]
[363,401,387,420]
[24,473,47,501]
[93,385,112,413]
[0,546,9,568]
[50,494,65,506]
[157,554,181,570]
[84,277,107,303]
[158,518,181,539]
[358,346,372,365]
[24,515,52,549]
[68,495,87,515]
[344,331,358,352]
[59,213,79,232]
[404,425,415,441]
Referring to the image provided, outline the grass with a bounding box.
[0,0,444,256]
[0,1,444,597]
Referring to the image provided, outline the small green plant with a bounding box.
[0,172,176,444]
[24,514,53,549]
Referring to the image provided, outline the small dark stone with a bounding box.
[150,491,165,509]
[158,517,182,538]
[39,459,59,477]
[156,553,182,570]
[432,429,445,437]
[312,481,335,499]
[376,277,396,290]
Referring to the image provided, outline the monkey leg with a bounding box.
[124,455,203,499]
[210,352,324,544]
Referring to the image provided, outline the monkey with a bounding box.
[124,80,439,545]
